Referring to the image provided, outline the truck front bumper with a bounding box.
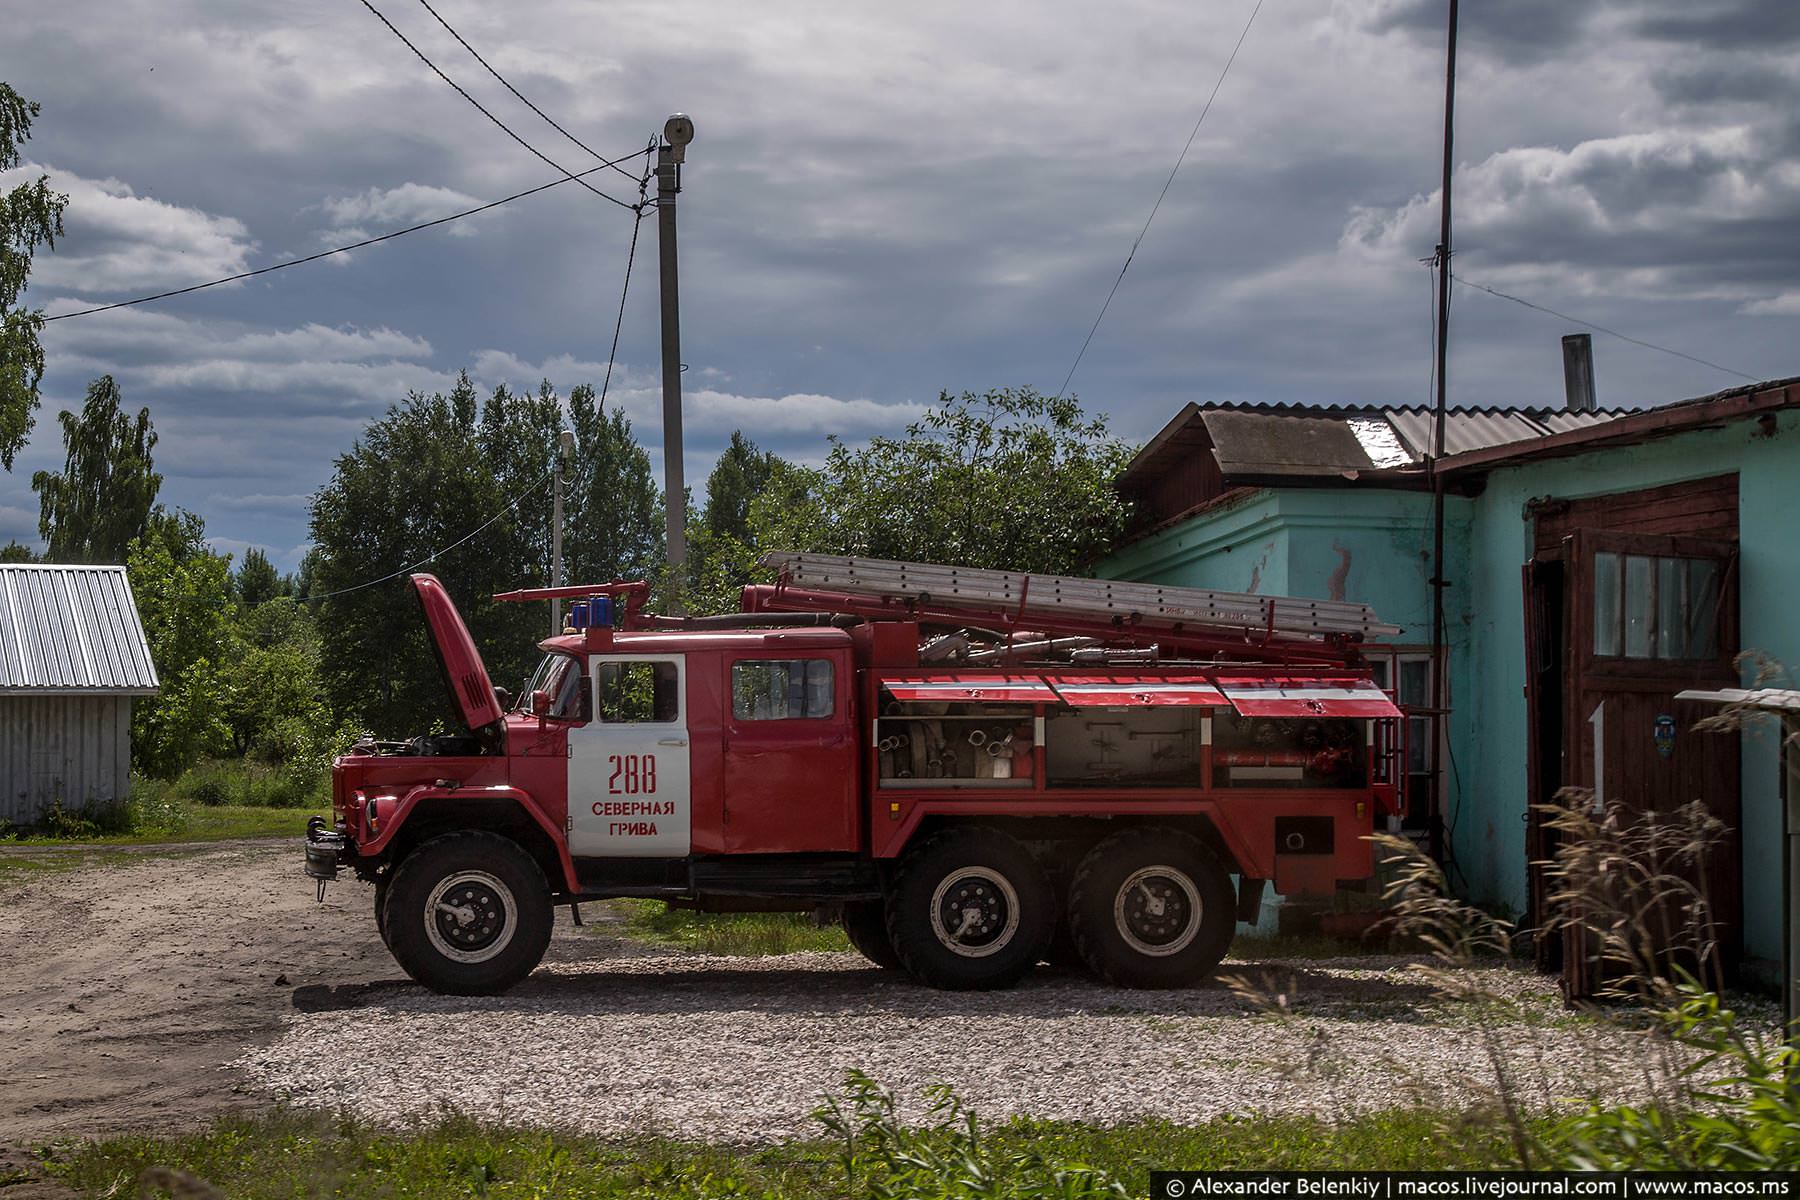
[304,816,350,895]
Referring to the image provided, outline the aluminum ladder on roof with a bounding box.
[761,553,1401,641]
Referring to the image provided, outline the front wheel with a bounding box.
[885,828,1053,990]
[383,831,553,995]
[1068,827,1235,988]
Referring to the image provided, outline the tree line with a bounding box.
[10,370,1133,793]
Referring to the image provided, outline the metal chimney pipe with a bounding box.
[1561,333,1596,412]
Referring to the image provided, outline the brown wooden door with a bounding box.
[1559,529,1741,987]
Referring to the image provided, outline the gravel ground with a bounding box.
[237,949,1661,1143]
[0,839,1691,1153]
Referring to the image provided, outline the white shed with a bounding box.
[0,564,159,824]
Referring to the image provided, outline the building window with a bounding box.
[1592,551,1720,660]
[732,659,834,720]
[1367,652,1436,826]
[594,660,681,724]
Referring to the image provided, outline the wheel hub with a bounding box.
[929,868,1020,958]
[1113,866,1202,957]
[423,870,518,964]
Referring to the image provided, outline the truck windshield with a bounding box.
[518,653,587,721]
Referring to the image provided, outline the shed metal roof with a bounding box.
[1129,402,1633,484]
[0,565,159,695]
[1121,381,1800,491]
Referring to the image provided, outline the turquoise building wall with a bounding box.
[1459,409,1800,964]
[1099,409,1799,969]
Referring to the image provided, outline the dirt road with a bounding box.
[0,839,621,1144]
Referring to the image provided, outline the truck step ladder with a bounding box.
[760,553,1400,646]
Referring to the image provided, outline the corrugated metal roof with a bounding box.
[1160,402,1637,482]
[0,566,159,695]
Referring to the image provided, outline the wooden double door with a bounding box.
[1523,477,1742,987]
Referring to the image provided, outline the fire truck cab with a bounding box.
[306,555,1405,996]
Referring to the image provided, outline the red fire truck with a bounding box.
[305,554,1405,995]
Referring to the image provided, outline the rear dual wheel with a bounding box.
[841,900,902,969]
[885,828,1053,990]
[1068,827,1235,989]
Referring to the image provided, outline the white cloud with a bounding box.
[314,182,488,242]
[1343,125,1800,296]
[1742,291,1800,316]
[3,161,254,298]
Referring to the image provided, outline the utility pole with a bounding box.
[1427,0,1458,864]
[551,428,575,635]
[657,113,695,595]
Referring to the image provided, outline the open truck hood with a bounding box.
[411,573,505,733]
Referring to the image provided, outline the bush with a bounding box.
[168,758,326,809]
[5,787,189,841]
[1543,983,1800,1170]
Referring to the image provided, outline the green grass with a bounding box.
[2,801,327,847]
[37,1098,1532,1199]
[603,897,853,956]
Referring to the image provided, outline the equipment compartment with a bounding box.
[1044,708,1203,788]
[876,702,1036,786]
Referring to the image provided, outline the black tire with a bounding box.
[885,828,1053,990]
[373,872,393,950]
[1043,913,1087,974]
[1068,827,1235,989]
[842,900,903,969]
[382,831,553,995]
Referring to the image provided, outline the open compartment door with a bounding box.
[878,674,1057,704]
[1216,675,1401,718]
[1044,675,1225,707]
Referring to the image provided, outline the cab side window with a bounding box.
[545,656,589,721]
[732,659,834,720]
[594,660,680,723]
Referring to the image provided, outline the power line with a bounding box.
[1054,0,1264,400]
[414,0,638,186]
[1451,274,1760,383]
[42,149,650,322]
[599,147,656,408]
[304,157,653,604]
[307,464,557,602]
[358,0,637,211]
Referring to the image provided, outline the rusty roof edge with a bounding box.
[1436,378,1800,476]
[1117,401,1202,484]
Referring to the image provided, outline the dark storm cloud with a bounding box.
[1352,0,1596,64]
[0,0,1793,564]
[1630,0,1800,48]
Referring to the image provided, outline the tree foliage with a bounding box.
[676,431,799,615]
[565,382,663,585]
[0,83,68,469]
[751,387,1134,575]
[235,547,283,606]
[308,374,666,735]
[127,521,233,778]
[32,375,162,562]
[702,430,781,543]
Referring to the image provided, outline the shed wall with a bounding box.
[1461,407,1800,965]
[0,695,133,824]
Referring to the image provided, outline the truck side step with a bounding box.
[690,854,882,899]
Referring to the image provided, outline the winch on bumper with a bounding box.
[305,815,351,900]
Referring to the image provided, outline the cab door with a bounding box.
[568,655,691,858]
[721,650,858,852]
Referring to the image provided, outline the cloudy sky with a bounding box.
[4,0,1795,568]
